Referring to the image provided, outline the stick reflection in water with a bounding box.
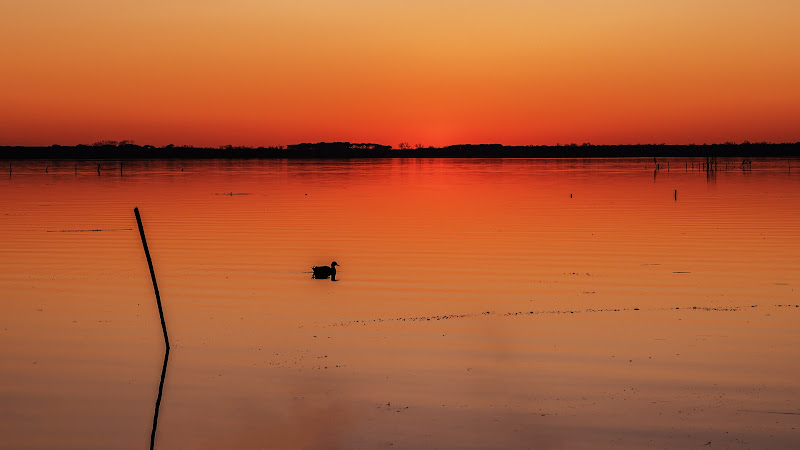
[150,349,169,450]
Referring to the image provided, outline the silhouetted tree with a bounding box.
[92,140,119,147]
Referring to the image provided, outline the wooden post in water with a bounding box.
[674,189,677,201]
[134,207,170,350]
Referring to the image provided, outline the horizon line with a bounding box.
[3,140,800,150]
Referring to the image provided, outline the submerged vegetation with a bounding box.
[1,141,799,159]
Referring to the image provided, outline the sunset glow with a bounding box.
[2,0,799,147]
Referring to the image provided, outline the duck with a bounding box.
[312,261,339,279]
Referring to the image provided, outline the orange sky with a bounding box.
[1,0,798,147]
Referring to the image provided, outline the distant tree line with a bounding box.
[2,141,799,160]
[287,142,393,152]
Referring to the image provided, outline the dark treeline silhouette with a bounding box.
[1,141,799,160]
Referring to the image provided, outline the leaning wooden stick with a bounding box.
[134,207,170,349]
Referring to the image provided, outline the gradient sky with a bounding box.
[1,0,798,147]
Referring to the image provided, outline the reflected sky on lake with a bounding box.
[1,158,799,449]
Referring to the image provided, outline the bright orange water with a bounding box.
[1,158,799,449]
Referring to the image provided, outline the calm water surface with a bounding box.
[1,158,799,449]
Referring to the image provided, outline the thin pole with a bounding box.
[134,207,170,349]
[150,348,169,450]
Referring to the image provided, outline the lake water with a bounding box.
[1,158,799,449]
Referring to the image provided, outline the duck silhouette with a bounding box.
[312,261,339,280]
